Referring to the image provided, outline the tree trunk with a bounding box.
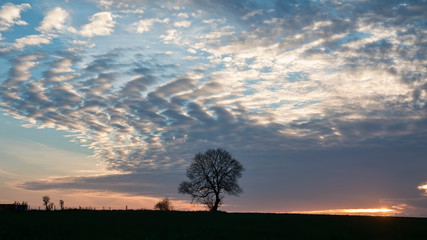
[210,194,221,212]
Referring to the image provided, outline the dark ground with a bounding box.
[0,210,426,239]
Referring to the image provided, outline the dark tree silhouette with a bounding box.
[59,200,64,210]
[154,197,173,211]
[42,195,54,211]
[48,202,54,210]
[42,195,50,210]
[178,148,244,212]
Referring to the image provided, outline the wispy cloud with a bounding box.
[242,9,262,20]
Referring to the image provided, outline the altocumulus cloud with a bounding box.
[0,2,30,32]
[79,12,116,38]
[0,0,426,214]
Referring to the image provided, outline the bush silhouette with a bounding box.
[154,197,173,211]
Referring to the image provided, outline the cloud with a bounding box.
[242,9,262,20]
[37,7,70,34]
[200,25,234,40]
[118,75,156,97]
[80,12,116,38]
[131,18,169,33]
[43,56,81,83]
[152,77,195,98]
[418,183,427,195]
[380,198,427,217]
[0,2,31,32]
[173,20,191,28]
[1,6,74,51]
[160,29,181,44]
[2,54,44,87]
[50,58,75,74]
[12,34,52,49]
[71,40,96,48]
[97,0,114,9]
[132,19,156,33]
[1,0,425,171]
[119,9,144,15]
[19,171,182,197]
[176,12,188,18]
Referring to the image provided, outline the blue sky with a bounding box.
[0,0,426,215]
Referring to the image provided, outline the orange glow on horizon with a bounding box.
[340,208,394,213]
[9,189,203,211]
[291,208,396,216]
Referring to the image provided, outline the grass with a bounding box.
[0,210,426,239]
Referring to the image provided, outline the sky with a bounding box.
[0,0,426,216]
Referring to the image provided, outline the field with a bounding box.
[1,210,426,239]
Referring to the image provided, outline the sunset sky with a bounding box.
[0,0,426,216]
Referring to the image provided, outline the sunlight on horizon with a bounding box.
[292,208,396,216]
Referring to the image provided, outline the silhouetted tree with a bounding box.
[154,197,173,211]
[48,202,54,211]
[42,195,50,210]
[42,195,54,211]
[178,148,244,212]
[59,200,64,210]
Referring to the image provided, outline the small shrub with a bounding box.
[154,197,173,211]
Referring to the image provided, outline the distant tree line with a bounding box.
[33,148,244,213]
